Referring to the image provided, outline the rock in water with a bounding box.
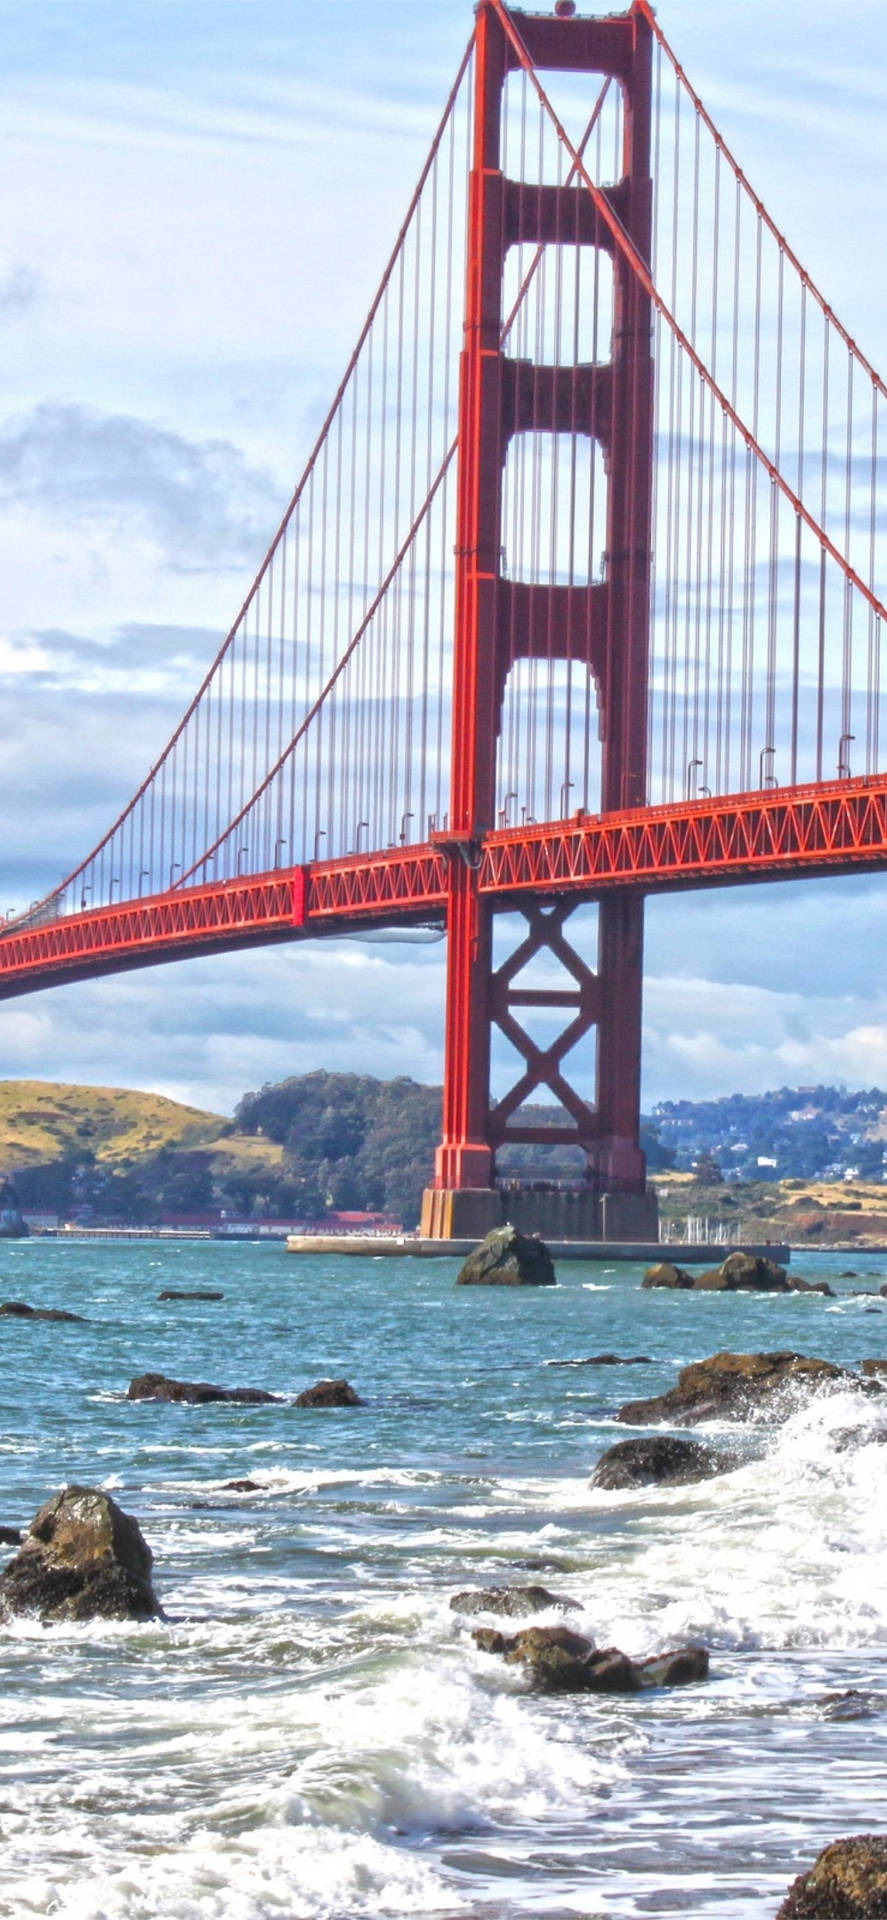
[590,1434,730,1490]
[456,1226,556,1287]
[643,1262,694,1289]
[157,1290,225,1302]
[127,1373,279,1404]
[293,1378,363,1407]
[775,1835,887,1917]
[0,1300,84,1322]
[450,1584,579,1617]
[0,1486,163,1623]
[618,1350,850,1426]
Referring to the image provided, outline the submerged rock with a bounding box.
[0,1300,84,1322]
[157,1289,225,1302]
[590,1434,730,1490]
[293,1378,362,1407]
[775,1834,887,1917]
[450,1584,579,1618]
[548,1353,652,1368]
[456,1226,556,1287]
[617,1350,851,1426]
[127,1372,279,1405]
[0,1486,163,1623]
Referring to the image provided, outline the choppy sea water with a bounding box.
[1,1240,887,1919]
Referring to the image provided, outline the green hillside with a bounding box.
[0,1080,223,1169]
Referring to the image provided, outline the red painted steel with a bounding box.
[4,780,887,1001]
[434,0,655,1202]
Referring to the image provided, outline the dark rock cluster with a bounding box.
[126,1372,363,1407]
[643,1253,833,1296]
[617,1350,852,1426]
[455,1590,709,1695]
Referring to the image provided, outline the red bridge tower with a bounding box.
[421,1,658,1241]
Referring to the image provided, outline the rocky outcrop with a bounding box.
[456,1226,556,1287]
[293,1378,363,1407]
[0,1300,84,1322]
[0,1486,163,1623]
[590,1434,730,1490]
[471,1621,709,1694]
[450,1584,579,1618]
[775,1835,887,1917]
[644,1254,832,1297]
[157,1289,225,1302]
[618,1350,851,1426]
[127,1372,279,1405]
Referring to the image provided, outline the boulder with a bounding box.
[0,1525,21,1545]
[862,1360,887,1382]
[127,1372,279,1405]
[643,1262,694,1289]
[293,1378,362,1407]
[450,1584,579,1618]
[0,1486,163,1623]
[157,1290,225,1302]
[719,1251,788,1290]
[775,1835,887,1918]
[456,1225,556,1287]
[618,1350,850,1426]
[787,1277,835,1297]
[0,1300,84,1322]
[590,1434,730,1490]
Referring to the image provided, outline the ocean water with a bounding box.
[1,1238,886,1919]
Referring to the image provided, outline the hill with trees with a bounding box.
[2,1073,887,1229]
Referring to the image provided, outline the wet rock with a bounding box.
[590,1434,730,1490]
[222,1478,262,1493]
[472,1622,710,1695]
[0,1525,21,1545]
[643,1262,694,1289]
[157,1289,225,1302]
[127,1372,279,1405]
[775,1834,887,1917]
[0,1300,84,1322]
[503,1624,603,1692]
[618,1350,851,1426]
[862,1360,887,1382]
[548,1353,652,1368]
[719,1251,789,1290]
[0,1486,163,1623]
[642,1253,833,1298]
[450,1584,579,1618]
[635,1645,709,1687]
[456,1226,556,1287]
[293,1378,362,1407]
[818,1690,886,1721]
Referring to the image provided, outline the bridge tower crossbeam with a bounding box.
[421,0,658,1240]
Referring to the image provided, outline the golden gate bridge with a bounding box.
[2,0,885,1241]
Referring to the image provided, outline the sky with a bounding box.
[1,0,887,1120]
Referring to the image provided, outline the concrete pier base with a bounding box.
[419,1185,659,1244]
